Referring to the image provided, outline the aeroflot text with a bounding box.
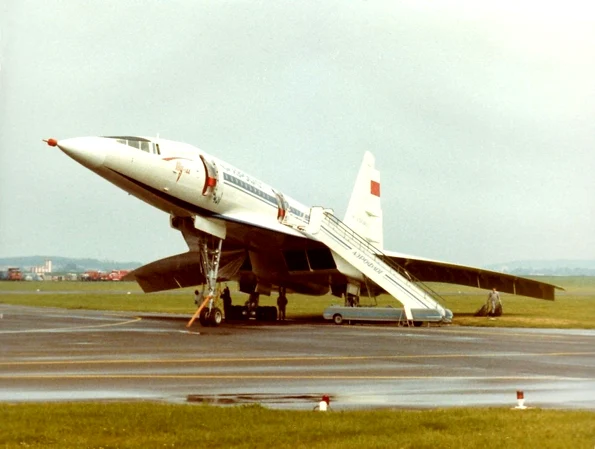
[352,251,384,275]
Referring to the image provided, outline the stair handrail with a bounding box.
[320,211,449,308]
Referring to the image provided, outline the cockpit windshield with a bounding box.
[104,136,160,155]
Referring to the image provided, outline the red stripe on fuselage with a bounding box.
[161,157,194,161]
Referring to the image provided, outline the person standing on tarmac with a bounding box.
[277,290,288,321]
[221,285,232,317]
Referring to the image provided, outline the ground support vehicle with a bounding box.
[323,305,452,326]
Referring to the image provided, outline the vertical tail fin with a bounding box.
[343,151,383,249]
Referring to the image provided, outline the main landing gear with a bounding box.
[223,291,278,322]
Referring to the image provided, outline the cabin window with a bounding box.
[106,136,159,154]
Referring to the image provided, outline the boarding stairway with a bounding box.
[287,207,452,323]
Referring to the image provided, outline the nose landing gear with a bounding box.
[199,306,223,326]
[187,234,224,328]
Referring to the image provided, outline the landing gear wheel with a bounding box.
[256,306,277,322]
[199,308,211,327]
[268,306,278,322]
[209,307,223,326]
[333,314,343,325]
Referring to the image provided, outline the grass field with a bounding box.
[1,403,594,449]
[1,276,594,328]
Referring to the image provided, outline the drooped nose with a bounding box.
[47,137,106,169]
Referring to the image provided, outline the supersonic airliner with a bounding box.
[45,136,560,326]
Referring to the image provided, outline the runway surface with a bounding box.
[1,304,595,410]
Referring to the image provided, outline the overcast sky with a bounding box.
[1,0,594,268]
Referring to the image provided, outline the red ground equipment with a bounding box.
[7,268,22,281]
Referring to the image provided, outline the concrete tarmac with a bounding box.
[1,304,595,410]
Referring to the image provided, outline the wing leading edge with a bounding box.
[123,250,246,293]
[383,252,562,300]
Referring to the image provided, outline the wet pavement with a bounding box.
[1,304,595,410]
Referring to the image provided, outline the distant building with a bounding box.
[31,259,52,274]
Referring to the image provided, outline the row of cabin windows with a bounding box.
[222,173,306,219]
[224,173,277,204]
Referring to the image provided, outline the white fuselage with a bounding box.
[57,136,310,238]
[52,135,368,297]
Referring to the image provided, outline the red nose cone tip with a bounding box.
[45,138,58,147]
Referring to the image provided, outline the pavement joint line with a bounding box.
[0,317,142,334]
[0,374,590,381]
[366,326,586,340]
[1,351,595,366]
[180,330,201,335]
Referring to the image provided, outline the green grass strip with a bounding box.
[1,403,594,449]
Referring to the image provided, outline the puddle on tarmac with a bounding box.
[187,393,331,406]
